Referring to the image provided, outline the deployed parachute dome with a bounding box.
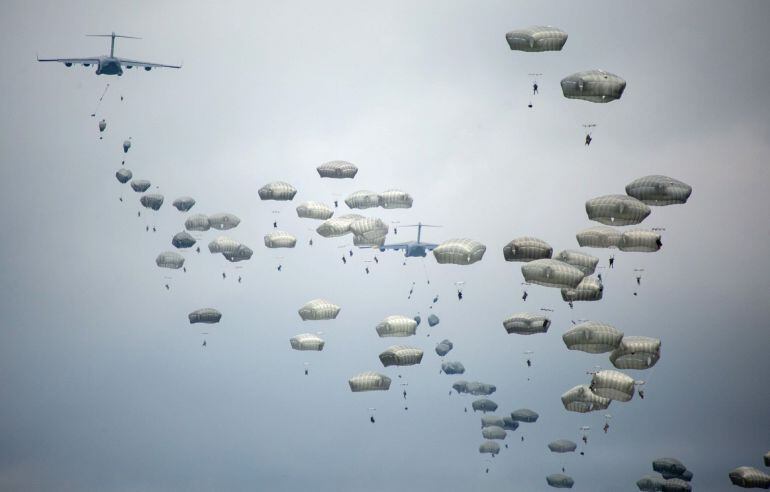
[546,474,575,489]
[115,168,132,183]
[208,236,244,255]
[619,229,662,252]
[348,372,391,392]
[548,440,577,453]
[729,466,770,489]
[680,470,694,482]
[610,336,661,370]
[98,119,106,132]
[379,345,424,367]
[123,139,131,153]
[172,231,196,249]
[562,321,624,354]
[208,213,241,230]
[316,214,364,238]
[591,370,635,402]
[503,237,553,262]
[511,408,539,423]
[349,217,389,240]
[435,339,454,356]
[188,308,222,324]
[223,244,252,263]
[554,250,599,275]
[441,361,465,374]
[289,333,325,351]
[155,251,184,269]
[185,214,210,232]
[481,416,506,428]
[505,25,568,52]
[503,312,551,335]
[502,416,520,431]
[561,70,626,103]
[482,426,507,440]
[140,193,164,211]
[522,259,585,289]
[586,194,651,226]
[454,381,496,396]
[576,226,622,249]
[258,181,297,201]
[472,398,498,413]
[172,196,196,212]
[561,276,603,302]
[662,478,691,491]
[653,458,687,477]
[296,201,334,220]
[345,190,381,209]
[636,475,667,491]
[561,384,611,413]
[433,239,487,265]
[479,441,501,456]
[298,299,341,321]
[317,160,358,179]
[413,315,421,327]
[264,230,297,248]
[376,315,418,337]
[428,314,440,327]
[379,189,413,209]
[130,179,151,192]
[626,175,692,206]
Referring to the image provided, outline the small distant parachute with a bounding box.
[561,70,626,103]
[481,416,506,428]
[264,230,297,248]
[140,193,164,211]
[298,299,341,321]
[546,473,574,489]
[130,179,151,193]
[561,277,603,302]
[433,239,486,265]
[505,26,568,52]
[435,339,453,356]
[379,345,424,367]
[653,458,687,477]
[296,201,334,220]
[636,475,667,491]
[729,467,770,489]
[98,119,106,132]
[115,168,132,184]
[172,196,196,212]
[619,229,662,252]
[576,226,622,249]
[625,175,692,206]
[482,425,507,440]
[348,372,391,392]
[554,250,599,276]
[503,312,550,335]
[379,189,413,209]
[501,416,519,431]
[289,333,325,351]
[591,370,635,402]
[472,398,498,413]
[172,231,196,249]
[185,214,211,232]
[503,237,553,262]
[560,384,611,413]
[428,314,440,327]
[413,315,421,327]
[258,181,297,201]
[562,321,624,354]
[521,259,585,289]
[510,408,539,423]
[155,251,184,269]
[661,478,691,491]
[479,441,500,456]
[317,160,358,179]
[376,315,418,337]
[345,190,381,209]
[188,308,222,324]
[586,195,651,226]
[453,380,496,396]
[610,336,661,370]
[548,440,577,453]
[441,361,465,374]
[123,139,131,153]
[316,214,364,238]
[208,213,241,230]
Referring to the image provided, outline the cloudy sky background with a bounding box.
[1,1,769,490]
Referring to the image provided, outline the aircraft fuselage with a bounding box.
[95,56,123,76]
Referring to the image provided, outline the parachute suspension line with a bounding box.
[421,260,431,286]
[91,83,110,117]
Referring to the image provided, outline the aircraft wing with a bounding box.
[118,58,181,69]
[422,243,439,251]
[380,243,412,251]
[37,56,100,66]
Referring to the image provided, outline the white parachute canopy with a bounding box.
[348,372,391,392]
[433,238,486,265]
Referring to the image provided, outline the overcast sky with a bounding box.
[1,1,769,491]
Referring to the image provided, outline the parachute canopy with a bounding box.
[172,196,196,212]
[208,213,240,230]
[296,201,334,220]
[130,179,151,193]
[185,214,210,232]
[140,193,164,211]
[585,194,651,226]
[482,425,507,440]
[562,321,624,354]
[155,251,184,269]
[636,475,666,491]
[503,237,553,262]
[511,408,539,423]
[479,441,500,455]
[561,70,626,103]
[433,239,487,265]
[653,458,687,477]
[548,440,577,453]
[376,315,418,337]
[505,26,568,52]
[481,416,506,428]
[503,312,551,335]
[188,308,221,324]
[554,249,599,275]
[428,314,440,327]
[576,226,622,249]
[298,299,341,321]
[625,175,692,206]
[619,229,662,252]
[441,361,465,375]
[561,384,611,413]
[472,398,498,413]
[453,380,496,396]
[435,339,454,357]
[729,466,770,489]
[379,345,424,367]
[610,336,661,370]
[115,168,132,184]
[546,473,574,488]
[290,333,325,351]
[522,259,585,289]
[348,372,391,392]
[561,277,603,302]
[591,370,635,402]
[316,214,364,238]
[317,160,358,179]
[172,231,196,249]
[379,189,413,209]
[258,181,297,201]
[345,190,381,209]
[264,230,297,248]
[123,139,131,153]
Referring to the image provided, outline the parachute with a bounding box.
[610,336,661,370]
[188,308,222,324]
[172,231,196,249]
[208,236,244,255]
[636,475,667,491]
[208,213,241,230]
[521,259,585,289]
[661,478,691,491]
[482,425,507,440]
[503,312,550,335]
[546,473,574,488]
[472,398,498,413]
[155,251,184,269]
[454,381,496,396]
[140,193,164,211]
[349,217,389,246]
[729,467,770,489]
[98,119,106,132]
[264,231,297,248]
[435,339,453,357]
[298,299,341,321]
[591,370,635,402]
[625,175,692,206]
[317,160,358,179]
[585,195,651,226]
[560,70,626,103]
[378,346,424,367]
[427,314,440,327]
[344,190,381,209]
[560,384,611,413]
[562,321,624,354]
[652,458,687,477]
[619,229,662,252]
[115,168,132,183]
[348,372,391,392]
[376,315,418,337]
[379,189,413,209]
[548,440,577,453]
[501,416,519,431]
[123,139,131,153]
[413,315,421,327]
[479,441,500,456]
[503,237,553,262]
[130,179,151,192]
[185,214,211,232]
[258,181,297,201]
[316,214,365,238]
[510,408,539,423]
[441,361,465,375]
[554,250,599,275]
[576,226,622,249]
[433,239,487,265]
[561,277,603,302]
[296,201,334,220]
[172,196,196,212]
[505,26,568,52]
[289,333,325,351]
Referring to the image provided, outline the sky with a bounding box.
[1,1,769,491]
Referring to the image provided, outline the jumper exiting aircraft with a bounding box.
[37,32,181,76]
